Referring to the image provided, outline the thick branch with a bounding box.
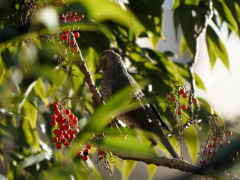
[117,154,239,180]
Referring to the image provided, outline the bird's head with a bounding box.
[95,49,122,74]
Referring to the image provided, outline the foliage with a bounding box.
[0,0,240,179]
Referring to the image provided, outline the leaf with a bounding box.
[85,85,141,132]
[22,118,39,152]
[123,160,136,180]
[72,65,84,92]
[34,78,49,105]
[213,0,238,34]
[94,135,155,157]
[23,100,38,129]
[173,0,180,9]
[194,72,206,92]
[184,0,200,5]
[17,151,49,169]
[206,26,229,70]
[179,36,188,57]
[72,0,144,36]
[184,126,199,163]
[147,164,157,180]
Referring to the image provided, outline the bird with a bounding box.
[95,49,180,159]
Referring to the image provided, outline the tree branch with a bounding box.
[187,0,213,98]
[117,154,239,180]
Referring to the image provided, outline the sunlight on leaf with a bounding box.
[70,0,144,36]
[184,126,199,163]
[34,78,49,106]
[123,160,136,180]
[147,164,157,180]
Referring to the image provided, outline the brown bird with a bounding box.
[95,49,180,159]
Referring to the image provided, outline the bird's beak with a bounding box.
[95,66,101,74]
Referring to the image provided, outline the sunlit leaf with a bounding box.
[123,160,136,180]
[85,85,140,132]
[206,26,229,70]
[147,164,157,180]
[184,126,199,163]
[34,78,49,105]
[184,0,200,5]
[71,0,144,36]
[23,100,38,129]
[194,72,206,92]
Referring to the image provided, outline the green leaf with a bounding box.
[206,26,229,70]
[22,118,39,152]
[72,0,144,36]
[123,160,136,180]
[72,65,84,92]
[184,126,199,163]
[94,135,155,157]
[179,36,188,57]
[147,164,157,180]
[23,100,37,129]
[194,72,206,92]
[213,0,239,34]
[184,0,200,5]
[34,78,49,105]
[173,0,180,9]
[85,85,141,132]
[17,151,49,169]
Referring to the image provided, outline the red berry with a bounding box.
[68,12,73,17]
[86,144,91,149]
[183,93,188,98]
[69,134,75,140]
[181,105,188,110]
[65,109,71,115]
[193,98,198,104]
[64,133,70,139]
[69,114,74,120]
[53,137,58,143]
[68,130,74,135]
[226,130,232,136]
[69,39,76,46]
[60,34,68,40]
[51,121,57,126]
[53,102,60,109]
[98,152,103,157]
[61,138,67,144]
[82,155,88,161]
[212,137,217,143]
[75,15,82,21]
[63,141,69,147]
[73,46,78,53]
[53,129,59,135]
[64,124,70,131]
[54,109,61,115]
[56,143,61,149]
[179,88,185,94]
[51,114,57,120]
[170,97,175,103]
[77,151,82,156]
[74,32,80,38]
[83,149,89,156]
[176,110,181,115]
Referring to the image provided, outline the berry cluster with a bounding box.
[59,12,84,24]
[200,130,236,166]
[169,87,198,115]
[76,144,104,161]
[58,12,84,54]
[51,101,79,149]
